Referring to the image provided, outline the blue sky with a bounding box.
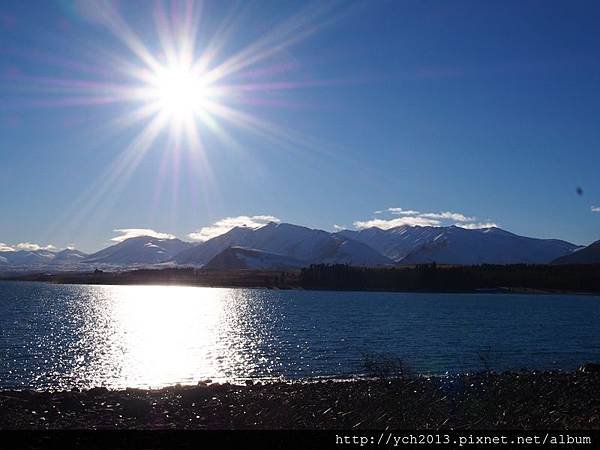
[1,0,599,252]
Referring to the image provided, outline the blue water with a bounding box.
[0,281,599,390]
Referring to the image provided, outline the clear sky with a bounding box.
[1,0,599,253]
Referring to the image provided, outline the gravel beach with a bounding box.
[1,371,598,430]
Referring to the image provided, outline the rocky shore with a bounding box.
[1,371,599,430]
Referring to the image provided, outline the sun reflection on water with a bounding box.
[111,285,228,387]
[72,285,277,389]
[5,282,597,390]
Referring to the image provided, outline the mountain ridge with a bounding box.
[83,236,193,265]
[204,246,306,270]
[552,240,600,265]
[175,222,392,267]
[0,223,590,271]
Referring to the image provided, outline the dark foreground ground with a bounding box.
[1,371,599,430]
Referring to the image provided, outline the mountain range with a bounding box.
[340,225,578,265]
[83,236,193,265]
[0,222,597,271]
[0,248,87,269]
[174,222,392,267]
[551,240,600,265]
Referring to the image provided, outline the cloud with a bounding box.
[0,243,15,252]
[374,207,420,215]
[111,229,176,243]
[14,242,57,251]
[354,207,496,231]
[419,211,475,222]
[333,224,345,231]
[456,222,498,230]
[354,216,441,230]
[373,208,474,222]
[188,215,280,241]
[592,206,600,213]
[0,242,59,252]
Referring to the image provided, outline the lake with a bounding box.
[0,281,599,390]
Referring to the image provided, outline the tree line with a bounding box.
[299,263,600,293]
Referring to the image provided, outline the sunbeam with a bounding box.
[7,0,364,247]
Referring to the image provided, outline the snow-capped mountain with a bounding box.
[0,222,585,271]
[174,226,255,265]
[49,249,88,265]
[204,247,306,270]
[0,248,89,270]
[337,225,448,261]
[175,222,393,267]
[83,236,193,265]
[0,249,56,267]
[338,225,579,264]
[552,240,600,264]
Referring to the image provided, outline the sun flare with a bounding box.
[148,64,213,120]
[13,0,349,239]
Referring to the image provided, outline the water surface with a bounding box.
[1,281,599,389]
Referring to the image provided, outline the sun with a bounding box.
[21,0,347,231]
[147,63,213,121]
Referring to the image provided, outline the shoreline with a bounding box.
[1,370,599,430]
[2,277,599,297]
[3,263,600,296]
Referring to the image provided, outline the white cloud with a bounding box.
[15,242,57,251]
[354,207,496,231]
[592,206,600,213]
[188,215,280,241]
[374,207,420,215]
[333,224,345,231]
[373,208,473,221]
[456,222,498,230]
[354,216,441,230]
[111,229,176,243]
[0,243,15,252]
[420,211,475,222]
[0,242,58,252]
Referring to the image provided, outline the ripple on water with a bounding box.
[0,281,599,389]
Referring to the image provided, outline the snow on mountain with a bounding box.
[49,248,88,265]
[173,226,255,265]
[204,247,306,270]
[0,248,90,270]
[396,226,578,265]
[337,225,446,261]
[0,223,584,271]
[552,240,600,264]
[83,236,193,265]
[246,223,391,265]
[0,249,56,266]
[312,234,393,266]
[174,222,393,267]
[338,225,578,265]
